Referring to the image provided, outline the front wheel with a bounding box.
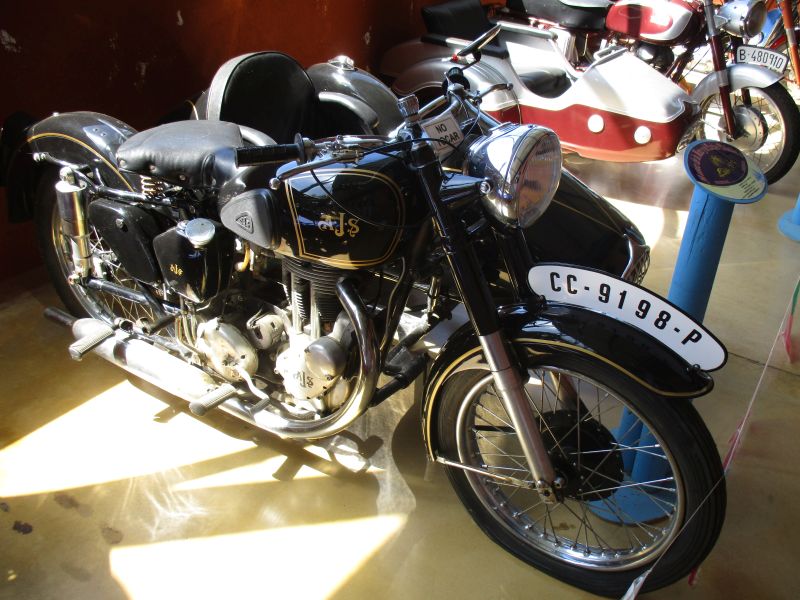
[436,352,726,597]
[698,82,800,183]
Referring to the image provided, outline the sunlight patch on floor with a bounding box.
[0,381,252,497]
[110,515,406,599]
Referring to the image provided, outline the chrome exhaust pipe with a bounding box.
[46,278,379,440]
[67,316,223,404]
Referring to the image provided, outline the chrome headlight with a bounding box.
[467,124,562,228]
[718,0,767,38]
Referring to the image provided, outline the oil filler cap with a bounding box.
[179,218,216,247]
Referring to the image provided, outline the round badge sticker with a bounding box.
[683,141,767,203]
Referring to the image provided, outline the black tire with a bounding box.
[34,170,157,324]
[698,82,800,184]
[436,351,726,597]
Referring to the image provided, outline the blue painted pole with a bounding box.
[667,188,735,322]
[778,193,800,242]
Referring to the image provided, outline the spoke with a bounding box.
[479,453,527,459]
[475,397,514,430]
[576,477,676,497]
[558,498,615,551]
[480,464,529,473]
[577,442,668,463]
[475,431,530,475]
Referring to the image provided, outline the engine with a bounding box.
[184,254,355,415]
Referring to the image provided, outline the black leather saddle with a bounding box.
[506,0,611,31]
[116,120,243,188]
[196,51,377,142]
[203,51,321,144]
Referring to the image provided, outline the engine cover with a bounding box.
[196,319,258,381]
[275,332,346,401]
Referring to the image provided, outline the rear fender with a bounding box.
[3,111,139,222]
[421,302,713,458]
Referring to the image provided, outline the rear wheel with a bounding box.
[436,352,726,597]
[698,82,800,183]
[34,171,157,324]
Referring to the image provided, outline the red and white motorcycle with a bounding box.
[381,0,800,182]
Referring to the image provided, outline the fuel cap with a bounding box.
[179,218,216,247]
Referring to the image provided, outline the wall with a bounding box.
[0,0,450,280]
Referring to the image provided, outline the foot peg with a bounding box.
[69,323,115,361]
[189,383,238,416]
[68,317,132,361]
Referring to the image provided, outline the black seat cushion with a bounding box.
[116,120,242,188]
[206,52,320,144]
[506,0,610,31]
[519,67,572,98]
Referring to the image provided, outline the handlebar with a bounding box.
[235,143,303,167]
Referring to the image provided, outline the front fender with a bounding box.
[4,111,139,222]
[421,302,713,458]
[691,63,782,103]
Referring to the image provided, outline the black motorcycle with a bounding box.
[1,50,726,597]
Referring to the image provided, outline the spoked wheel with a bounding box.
[35,171,157,325]
[436,353,725,597]
[698,82,800,183]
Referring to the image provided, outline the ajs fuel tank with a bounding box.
[219,150,425,270]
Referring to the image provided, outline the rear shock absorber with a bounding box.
[55,168,92,279]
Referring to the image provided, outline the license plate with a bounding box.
[528,264,726,371]
[736,45,788,74]
[421,111,464,158]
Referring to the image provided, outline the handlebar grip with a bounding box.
[235,144,300,167]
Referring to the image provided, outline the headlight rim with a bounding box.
[466,123,562,229]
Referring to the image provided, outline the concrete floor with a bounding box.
[0,153,798,600]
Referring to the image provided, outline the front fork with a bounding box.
[408,136,560,503]
[704,0,743,136]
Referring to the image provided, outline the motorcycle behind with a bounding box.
[383,0,800,183]
[1,52,726,597]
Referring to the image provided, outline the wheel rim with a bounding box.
[455,368,685,572]
[51,203,157,324]
[700,88,786,175]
